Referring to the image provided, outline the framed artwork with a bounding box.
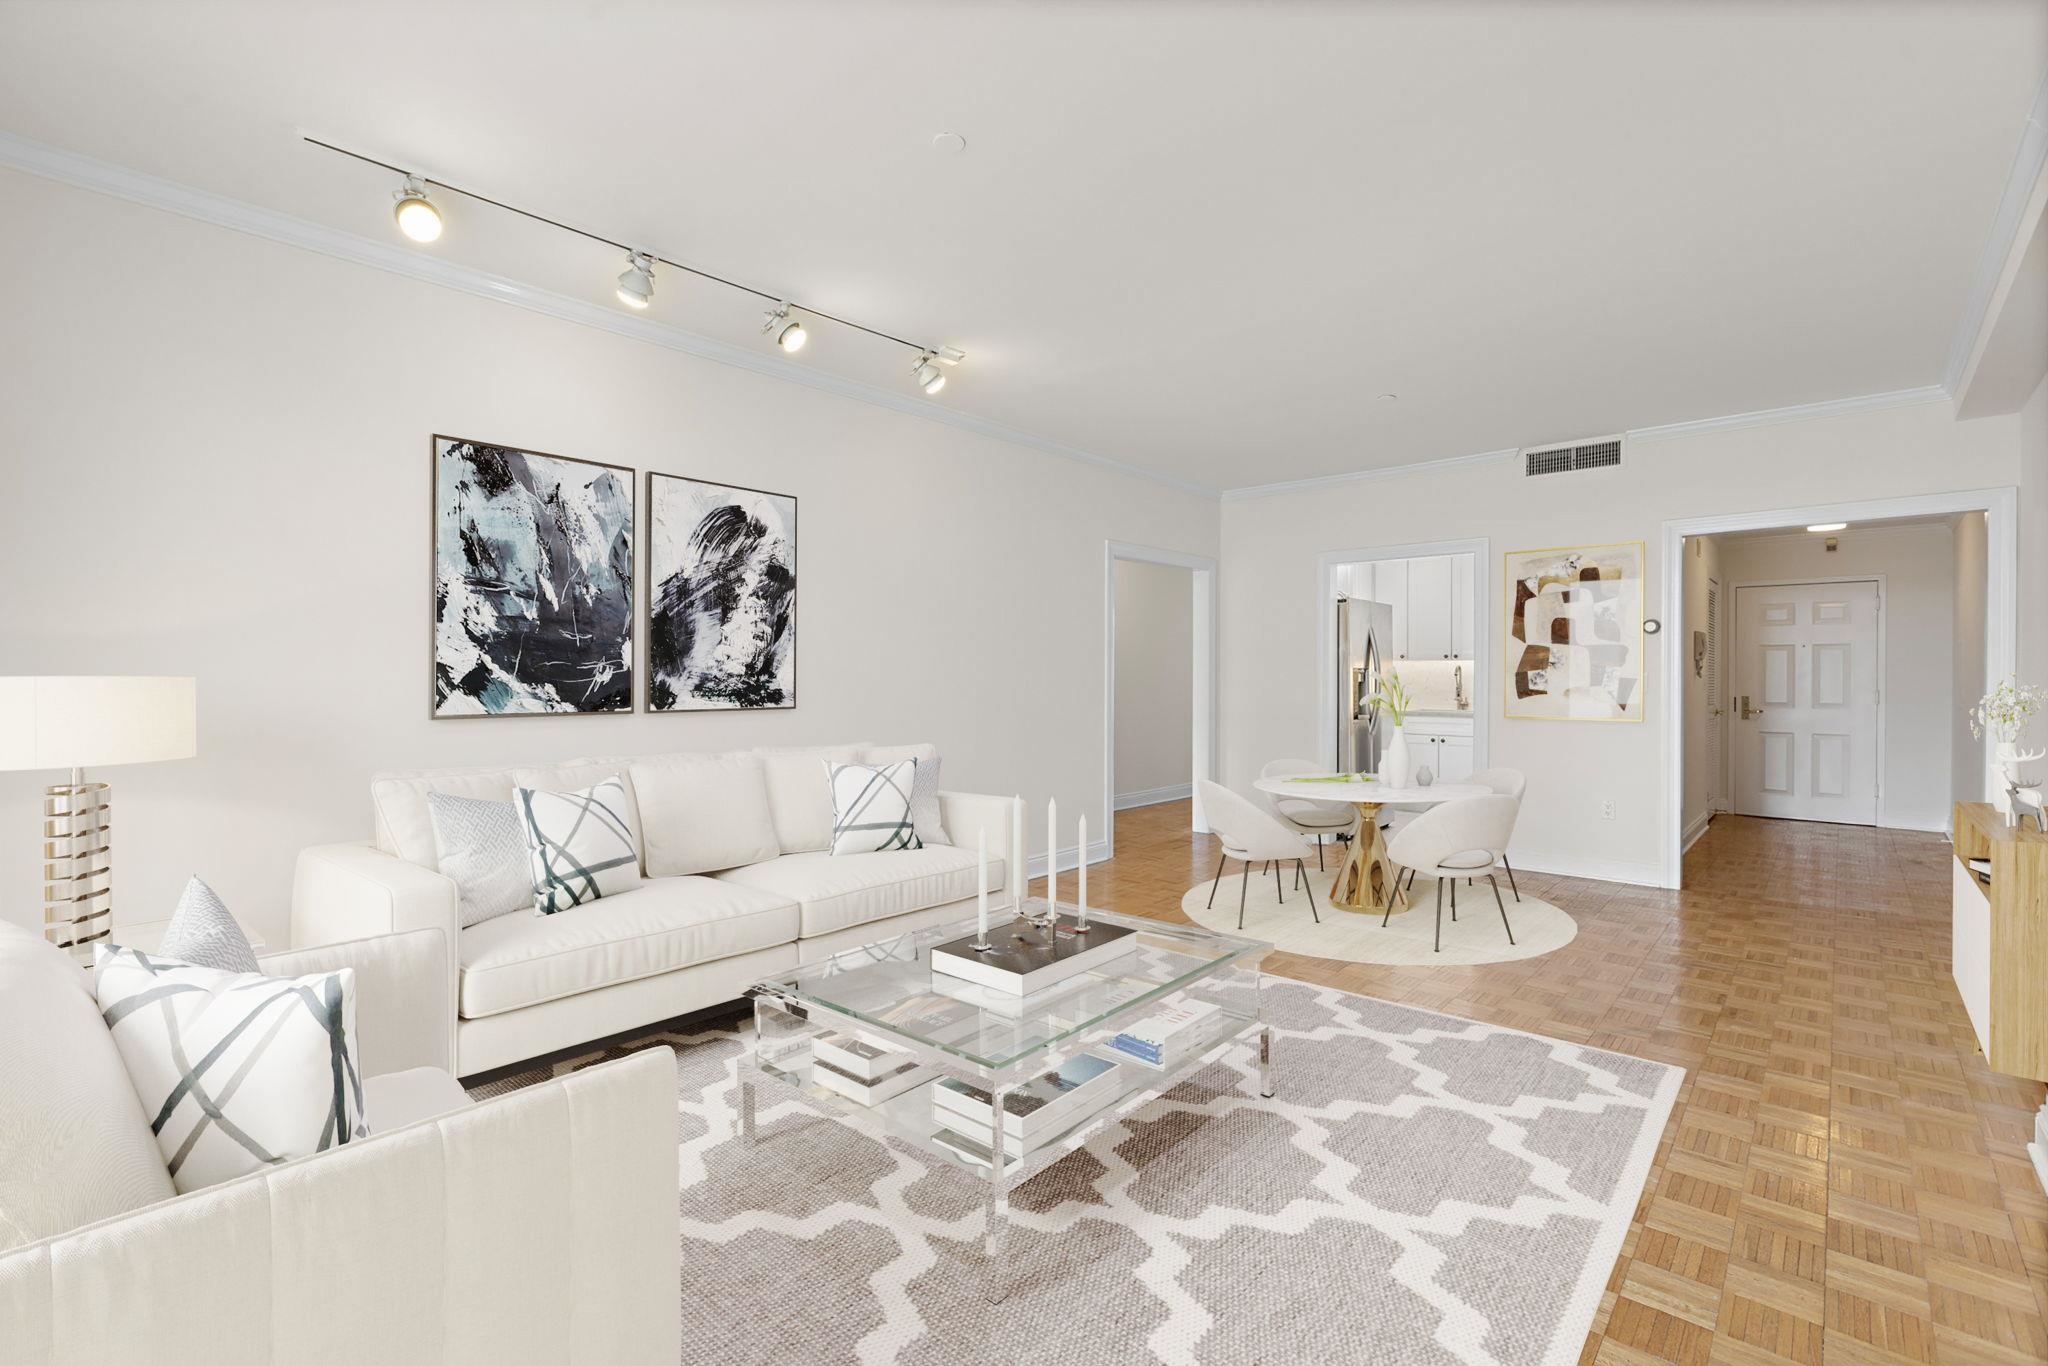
[431,435,634,716]
[1503,541,1645,722]
[647,472,796,711]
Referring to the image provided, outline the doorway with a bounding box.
[1729,578,1882,825]
[1103,542,1217,853]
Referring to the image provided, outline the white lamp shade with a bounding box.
[0,676,197,772]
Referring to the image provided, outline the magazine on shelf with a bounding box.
[931,1051,1123,1142]
[1108,999,1222,1068]
[813,1056,929,1106]
[814,1031,912,1083]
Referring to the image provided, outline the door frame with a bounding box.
[1104,540,1218,852]
[1727,574,1887,825]
[1315,537,1493,784]
[1660,485,2017,888]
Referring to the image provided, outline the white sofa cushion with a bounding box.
[629,750,780,876]
[363,1067,473,1132]
[95,948,368,1193]
[0,922,175,1252]
[862,743,949,846]
[755,744,866,853]
[713,846,1001,939]
[372,764,526,868]
[456,877,799,1019]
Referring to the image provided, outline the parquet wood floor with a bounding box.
[1060,803,2048,1365]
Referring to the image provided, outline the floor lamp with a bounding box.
[0,677,197,960]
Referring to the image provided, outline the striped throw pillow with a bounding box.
[827,760,924,855]
[517,776,641,915]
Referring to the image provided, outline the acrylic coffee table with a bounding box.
[1252,774,1489,915]
[742,901,1270,1301]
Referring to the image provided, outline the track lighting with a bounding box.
[392,176,442,243]
[911,352,946,396]
[616,251,656,310]
[762,304,807,353]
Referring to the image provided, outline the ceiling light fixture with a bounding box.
[762,303,807,352]
[1806,522,1848,533]
[392,175,443,243]
[309,136,960,377]
[616,251,656,310]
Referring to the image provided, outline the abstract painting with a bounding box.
[648,473,796,711]
[1504,541,1645,722]
[432,435,634,716]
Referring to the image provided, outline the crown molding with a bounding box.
[1219,447,1520,502]
[0,131,1216,501]
[1624,384,1951,443]
[1943,71,2048,397]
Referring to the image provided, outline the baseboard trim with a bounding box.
[1680,811,1713,855]
[1114,783,1192,811]
[1027,839,1112,881]
[1505,850,1667,889]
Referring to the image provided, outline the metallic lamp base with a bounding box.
[43,776,112,962]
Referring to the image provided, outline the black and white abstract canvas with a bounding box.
[648,473,796,711]
[432,436,634,716]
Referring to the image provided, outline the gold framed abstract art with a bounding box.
[1503,541,1645,722]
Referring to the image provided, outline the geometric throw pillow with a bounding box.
[92,946,367,1194]
[516,776,641,915]
[826,760,924,855]
[428,791,532,928]
[154,875,261,974]
[862,743,948,847]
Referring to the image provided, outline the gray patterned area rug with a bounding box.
[473,980,1681,1366]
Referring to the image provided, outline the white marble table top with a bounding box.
[1252,775,1490,806]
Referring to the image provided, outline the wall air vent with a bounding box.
[1522,437,1622,477]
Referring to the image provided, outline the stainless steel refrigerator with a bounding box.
[1337,597,1395,774]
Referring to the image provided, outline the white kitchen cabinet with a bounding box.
[1407,557,1453,659]
[1404,714,1474,783]
[1377,558,1409,658]
[1451,555,1474,659]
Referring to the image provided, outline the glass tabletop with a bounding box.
[753,902,1268,1074]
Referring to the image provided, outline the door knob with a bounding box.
[1739,696,1764,719]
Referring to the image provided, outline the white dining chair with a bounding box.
[1259,758,1358,870]
[1467,767,1527,901]
[1384,794,1519,953]
[1197,780,1321,930]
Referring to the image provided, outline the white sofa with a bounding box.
[0,919,679,1365]
[293,743,1017,1077]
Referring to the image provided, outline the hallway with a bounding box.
[1062,804,2048,1364]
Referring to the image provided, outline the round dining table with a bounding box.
[1252,775,1490,915]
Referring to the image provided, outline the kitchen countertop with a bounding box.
[1405,708,1474,718]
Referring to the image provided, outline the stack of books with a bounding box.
[929,1052,1125,1162]
[811,1032,928,1106]
[1107,999,1221,1069]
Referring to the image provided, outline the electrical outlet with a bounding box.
[1601,799,1615,820]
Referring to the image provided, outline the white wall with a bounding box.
[0,170,1220,945]
[1112,559,1194,801]
[1717,523,1955,832]
[2021,375,2048,688]
[1220,399,2021,884]
[1680,533,1724,838]
[1954,511,1991,812]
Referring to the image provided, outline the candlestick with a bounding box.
[1011,796,1024,914]
[1077,813,1089,930]
[974,828,991,950]
[1045,797,1057,918]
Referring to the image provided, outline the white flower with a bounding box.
[1968,677,2047,744]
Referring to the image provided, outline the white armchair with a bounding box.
[0,920,680,1365]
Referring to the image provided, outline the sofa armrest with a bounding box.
[0,1048,679,1365]
[293,842,459,1058]
[259,928,453,1077]
[938,791,1021,903]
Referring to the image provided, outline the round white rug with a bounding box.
[1181,865,1577,965]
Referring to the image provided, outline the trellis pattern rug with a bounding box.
[473,980,1680,1366]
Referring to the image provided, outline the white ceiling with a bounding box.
[1,0,2042,492]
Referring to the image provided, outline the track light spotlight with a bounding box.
[762,303,808,352]
[616,251,656,310]
[911,352,947,395]
[392,176,443,243]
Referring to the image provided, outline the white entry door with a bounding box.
[1732,581,1880,824]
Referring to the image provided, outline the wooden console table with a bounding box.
[1951,801,2048,1082]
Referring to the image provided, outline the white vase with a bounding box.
[1382,724,1412,788]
